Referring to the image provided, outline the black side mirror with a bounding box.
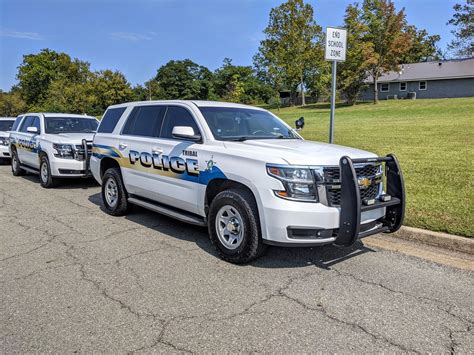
[295,117,305,130]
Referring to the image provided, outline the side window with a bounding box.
[19,116,34,133]
[98,107,126,133]
[380,83,389,92]
[122,105,166,137]
[11,116,23,131]
[160,106,200,139]
[419,81,427,90]
[31,117,41,132]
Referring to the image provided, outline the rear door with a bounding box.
[118,104,167,201]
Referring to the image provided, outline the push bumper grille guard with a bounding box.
[334,154,405,247]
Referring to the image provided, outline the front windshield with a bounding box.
[0,120,14,132]
[198,107,299,141]
[45,117,98,134]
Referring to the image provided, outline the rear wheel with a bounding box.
[208,188,266,264]
[11,149,24,176]
[101,167,130,216]
[39,155,57,188]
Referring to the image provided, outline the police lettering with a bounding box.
[17,138,36,150]
[129,150,199,176]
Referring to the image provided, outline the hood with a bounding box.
[47,132,95,144]
[225,139,377,166]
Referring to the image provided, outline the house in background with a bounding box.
[360,57,474,101]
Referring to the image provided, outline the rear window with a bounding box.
[45,117,98,134]
[0,120,14,131]
[11,116,23,132]
[122,105,166,137]
[98,107,126,133]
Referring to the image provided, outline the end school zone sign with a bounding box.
[325,27,347,62]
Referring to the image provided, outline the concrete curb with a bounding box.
[393,226,474,255]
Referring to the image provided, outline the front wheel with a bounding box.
[11,149,25,176]
[101,167,130,216]
[208,188,266,264]
[39,155,57,188]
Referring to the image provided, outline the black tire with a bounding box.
[39,155,57,188]
[208,188,267,264]
[11,149,25,176]
[101,167,130,216]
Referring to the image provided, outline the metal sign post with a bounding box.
[325,27,347,144]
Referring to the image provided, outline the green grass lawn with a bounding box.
[268,98,474,237]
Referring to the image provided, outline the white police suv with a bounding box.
[0,117,15,163]
[91,101,405,263]
[9,113,98,188]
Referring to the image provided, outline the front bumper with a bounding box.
[50,158,91,177]
[261,154,405,246]
[0,145,10,158]
[50,139,92,177]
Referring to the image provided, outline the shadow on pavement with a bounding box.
[88,192,376,270]
[19,173,99,190]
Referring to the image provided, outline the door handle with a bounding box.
[152,147,163,154]
[118,143,127,150]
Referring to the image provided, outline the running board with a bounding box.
[20,164,39,174]
[128,197,207,227]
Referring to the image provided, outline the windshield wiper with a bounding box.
[225,136,248,141]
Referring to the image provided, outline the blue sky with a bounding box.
[0,0,460,91]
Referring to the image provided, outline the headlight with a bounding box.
[267,165,318,202]
[53,143,74,159]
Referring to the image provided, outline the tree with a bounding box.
[447,2,473,57]
[401,25,441,63]
[213,58,273,104]
[90,70,133,114]
[151,60,214,100]
[337,3,374,105]
[41,78,95,114]
[0,90,27,116]
[361,0,412,103]
[16,49,91,107]
[254,0,324,106]
[305,61,331,102]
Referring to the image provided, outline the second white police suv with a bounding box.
[91,101,405,263]
[0,117,15,163]
[9,113,99,187]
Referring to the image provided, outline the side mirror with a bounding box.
[27,126,39,134]
[172,126,201,142]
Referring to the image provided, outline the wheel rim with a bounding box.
[215,205,244,250]
[41,161,48,182]
[105,178,118,208]
[12,154,18,170]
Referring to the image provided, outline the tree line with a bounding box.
[0,0,471,117]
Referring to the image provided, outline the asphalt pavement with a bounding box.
[0,164,473,353]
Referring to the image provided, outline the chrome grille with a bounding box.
[323,164,382,206]
[74,142,93,161]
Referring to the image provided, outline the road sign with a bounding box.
[325,27,347,61]
[325,27,347,144]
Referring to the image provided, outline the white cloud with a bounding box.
[0,29,43,40]
[110,31,158,41]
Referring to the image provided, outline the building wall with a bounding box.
[359,78,474,101]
